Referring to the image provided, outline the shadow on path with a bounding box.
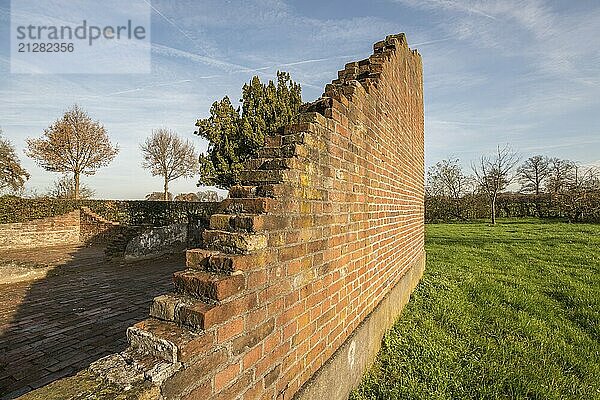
[0,245,183,399]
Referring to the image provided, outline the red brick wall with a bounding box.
[0,210,81,250]
[125,33,424,400]
[0,207,125,250]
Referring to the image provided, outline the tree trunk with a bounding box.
[74,172,80,200]
[491,197,496,224]
[163,178,169,201]
[455,199,462,221]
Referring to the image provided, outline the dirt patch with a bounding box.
[0,244,90,285]
[0,260,52,285]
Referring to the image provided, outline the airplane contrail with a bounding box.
[411,37,453,47]
[102,79,192,97]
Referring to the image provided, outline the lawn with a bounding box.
[350,219,600,400]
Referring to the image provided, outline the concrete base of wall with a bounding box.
[294,252,425,400]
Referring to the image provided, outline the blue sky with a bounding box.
[1,0,599,199]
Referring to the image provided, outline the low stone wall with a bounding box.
[0,210,81,250]
[124,223,188,261]
[105,216,214,261]
[0,202,218,254]
[0,197,220,226]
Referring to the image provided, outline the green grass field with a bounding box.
[351,220,600,400]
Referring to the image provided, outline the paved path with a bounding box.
[0,245,184,399]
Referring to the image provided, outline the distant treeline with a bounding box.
[426,153,600,223]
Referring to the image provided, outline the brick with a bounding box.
[243,344,263,369]
[127,318,213,363]
[232,319,275,356]
[263,330,281,354]
[214,362,241,392]
[149,293,180,322]
[278,244,306,263]
[182,380,212,400]
[162,348,227,398]
[202,293,258,330]
[173,300,210,330]
[148,293,217,332]
[243,380,265,400]
[264,364,281,388]
[210,213,266,232]
[257,157,304,171]
[291,321,316,347]
[217,317,244,343]
[247,269,268,290]
[281,132,308,146]
[173,270,245,301]
[229,185,259,198]
[203,230,268,254]
[187,249,273,273]
[186,248,219,268]
[265,135,282,147]
[218,197,278,214]
[213,371,253,400]
[259,388,277,400]
[240,169,285,185]
[256,143,304,159]
[246,306,268,329]
[283,320,298,341]
[258,183,301,198]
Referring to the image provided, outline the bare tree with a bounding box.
[141,129,198,201]
[557,165,600,222]
[0,129,30,194]
[197,190,222,202]
[472,145,519,224]
[546,158,576,194]
[427,158,473,220]
[25,105,119,199]
[174,192,200,202]
[517,155,551,195]
[48,174,95,199]
[571,165,599,190]
[146,191,173,201]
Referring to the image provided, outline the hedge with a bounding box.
[426,192,600,223]
[0,196,220,226]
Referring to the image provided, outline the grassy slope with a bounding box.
[351,220,600,400]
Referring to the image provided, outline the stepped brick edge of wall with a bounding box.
[20,33,424,400]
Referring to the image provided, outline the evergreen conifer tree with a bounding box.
[195,71,302,189]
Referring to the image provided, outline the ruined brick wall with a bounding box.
[0,208,122,250]
[0,210,81,250]
[110,33,425,400]
[0,204,215,254]
[80,206,122,244]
